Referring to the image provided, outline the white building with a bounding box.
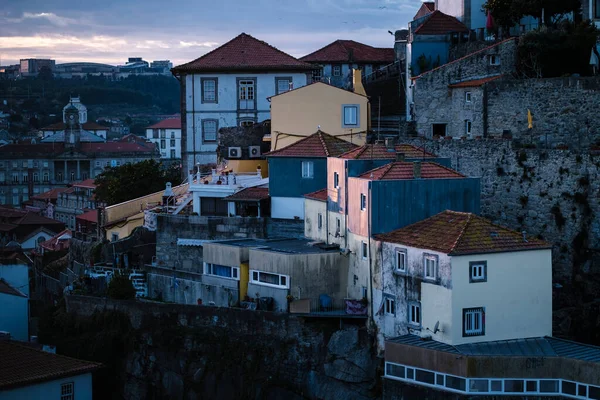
[172,33,313,172]
[145,118,182,159]
[0,340,99,399]
[42,97,108,141]
[373,210,552,349]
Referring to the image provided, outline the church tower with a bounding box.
[64,102,81,149]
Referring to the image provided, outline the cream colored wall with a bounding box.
[421,283,453,343]
[270,83,369,151]
[304,198,327,241]
[224,160,269,176]
[105,214,144,241]
[450,249,552,345]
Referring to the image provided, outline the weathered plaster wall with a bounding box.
[304,198,327,242]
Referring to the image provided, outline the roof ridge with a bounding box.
[450,211,473,253]
[317,131,330,157]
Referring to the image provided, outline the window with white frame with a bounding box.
[384,296,396,316]
[301,161,314,178]
[60,382,74,400]
[465,120,472,136]
[250,270,289,289]
[43,161,49,168]
[276,77,292,94]
[463,307,485,336]
[469,261,487,283]
[423,254,437,280]
[465,92,472,103]
[318,213,323,230]
[202,119,218,142]
[333,172,339,188]
[202,78,217,103]
[361,241,368,259]
[204,262,239,280]
[333,65,342,76]
[43,172,49,182]
[408,302,421,326]
[312,68,323,82]
[360,193,366,211]
[489,54,500,66]
[396,249,407,273]
[342,105,359,127]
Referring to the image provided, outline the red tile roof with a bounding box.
[448,75,503,88]
[78,142,153,153]
[31,188,69,201]
[16,213,64,226]
[147,118,181,129]
[0,142,154,155]
[268,81,368,99]
[173,33,313,72]
[0,279,26,298]
[374,210,551,255]
[339,144,437,159]
[73,179,96,189]
[76,209,98,223]
[224,187,269,202]
[39,229,72,252]
[300,40,395,64]
[359,161,464,180]
[0,341,101,390]
[413,11,468,35]
[266,131,358,158]
[41,122,108,131]
[414,2,435,20]
[304,188,328,202]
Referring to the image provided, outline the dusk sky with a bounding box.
[0,0,423,67]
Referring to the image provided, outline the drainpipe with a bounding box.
[367,180,374,327]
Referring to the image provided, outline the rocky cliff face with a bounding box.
[57,296,381,400]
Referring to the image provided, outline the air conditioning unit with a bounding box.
[228,147,242,159]
[249,146,261,158]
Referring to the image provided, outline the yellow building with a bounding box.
[269,72,370,151]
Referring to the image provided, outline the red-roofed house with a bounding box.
[145,117,181,159]
[172,33,313,173]
[372,210,551,351]
[300,40,395,88]
[54,179,104,233]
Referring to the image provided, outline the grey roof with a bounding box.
[41,130,105,143]
[388,335,600,363]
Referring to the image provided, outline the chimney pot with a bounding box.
[413,161,422,179]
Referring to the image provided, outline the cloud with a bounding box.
[179,41,220,48]
[11,12,78,27]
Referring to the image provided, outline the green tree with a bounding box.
[94,160,182,205]
[484,0,581,31]
[107,275,136,300]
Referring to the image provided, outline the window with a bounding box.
[408,302,421,326]
[204,263,240,280]
[318,213,323,230]
[111,233,119,242]
[11,161,17,168]
[465,120,472,135]
[33,161,38,168]
[385,363,405,379]
[336,218,341,233]
[0,172,4,182]
[170,139,175,147]
[489,54,500,65]
[202,119,218,142]
[446,376,466,391]
[361,241,367,259]
[342,105,359,127]
[463,307,485,336]
[70,172,75,181]
[238,79,256,110]
[33,172,39,182]
[432,123,447,137]
[116,161,121,166]
[22,173,28,183]
[170,149,176,158]
[12,173,18,183]
[43,161,48,168]
[57,172,63,181]
[465,92,472,103]
[333,172,339,188]
[504,380,524,393]
[333,65,342,76]
[250,270,289,289]
[43,172,49,182]
[301,161,314,178]
[396,249,407,273]
[275,77,292,94]
[201,78,218,103]
[469,261,487,282]
[95,161,101,167]
[22,161,27,168]
[423,254,437,280]
[596,0,600,18]
[360,193,366,211]
[60,382,74,400]
[312,68,322,82]
[153,129,159,139]
[160,139,166,149]
[469,379,489,393]
[384,296,395,316]
[160,129,166,138]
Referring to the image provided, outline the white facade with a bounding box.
[373,239,552,349]
[303,198,327,241]
[62,96,87,124]
[0,372,93,400]
[182,72,309,170]
[146,127,182,159]
[271,197,305,220]
[21,229,55,250]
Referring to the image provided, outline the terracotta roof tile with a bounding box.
[147,118,181,129]
[31,188,69,201]
[448,75,503,88]
[0,341,101,390]
[359,161,464,180]
[39,229,72,252]
[224,187,269,201]
[413,11,468,35]
[0,279,26,298]
[16,213,64,226]
[41,122,107,131]
[414,2,435,20]
[173,33,313,72]
[339,144,437,159]
[73,179,96,189]
[266,131,358,158]
[304,188,328,202]
[76,210,98,223]
[0,142,154,155]
[374,210,551,255]
[300,40,395,64]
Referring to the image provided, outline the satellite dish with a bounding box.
[433,321,441,334]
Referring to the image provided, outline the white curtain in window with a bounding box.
[344,106,358,125]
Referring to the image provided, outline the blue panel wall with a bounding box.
[268,157,328,198]
[411,41,450,76]
[370,177,481,235]
[347,159,393,177]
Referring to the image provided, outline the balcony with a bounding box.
[289,297,367,318]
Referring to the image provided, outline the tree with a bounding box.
[484,0,581,32]
[483,0,524,34]
[107,275,136,300]
[94,160,182,205]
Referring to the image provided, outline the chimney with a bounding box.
[396,152,405,162]
[413,161,422,179]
